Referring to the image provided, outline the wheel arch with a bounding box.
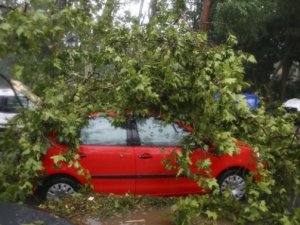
[216,166,249,181]
[43,173,82,186]
[38,173,82,200]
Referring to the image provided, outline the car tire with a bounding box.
[41,176,79,201]
[217,169,247,200]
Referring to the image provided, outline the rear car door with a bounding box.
[78,116,135,194]
[133,117,201,196]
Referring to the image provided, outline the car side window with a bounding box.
[80,117,127,145]
[136,117,190,146]
[1,96,29,113]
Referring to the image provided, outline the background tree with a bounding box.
[212,0,300,102]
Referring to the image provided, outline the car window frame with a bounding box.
[127,116,141,146]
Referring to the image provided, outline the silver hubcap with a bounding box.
[220,175,246,200]
[47,183,75,200]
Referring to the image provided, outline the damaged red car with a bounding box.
[40,115,260,200]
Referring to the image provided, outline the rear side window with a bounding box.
[0,96,29,113]
[136,117,190,146]
[80,117,127,145]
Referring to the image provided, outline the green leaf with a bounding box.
[51,155,65,165]
[205,210,218,220]
[247,55,257,63]
[280,216,293,225]
[0,23,11,30]
[16,26,24,36]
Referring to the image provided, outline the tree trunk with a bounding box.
[199,0,213,32]
[280,56,292,101]
[149,0,158,22]
[280,42,293,101]
[138,0,145,24]
[10,80,42,106]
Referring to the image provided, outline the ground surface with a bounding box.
[0,201,73,225]
[37,194,235,225]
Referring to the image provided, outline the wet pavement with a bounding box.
[0,201,73,225]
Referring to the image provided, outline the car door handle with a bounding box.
[78,152,87,158]
[138,153,153,159]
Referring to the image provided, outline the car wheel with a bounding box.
[41,176,79,201]
[217,169,247,200]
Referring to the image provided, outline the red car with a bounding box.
[40,115,259,200]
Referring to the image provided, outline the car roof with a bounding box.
[283,98,300,111]
[0,88,24,97]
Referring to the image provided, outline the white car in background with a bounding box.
[283,98,300,113]
[0,88,31,129]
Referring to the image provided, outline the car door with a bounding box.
[78,116,135,194]
[134,117,202,196]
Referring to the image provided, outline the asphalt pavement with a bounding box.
[0,201,73,225]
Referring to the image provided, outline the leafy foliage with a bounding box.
[0,1,299,225]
